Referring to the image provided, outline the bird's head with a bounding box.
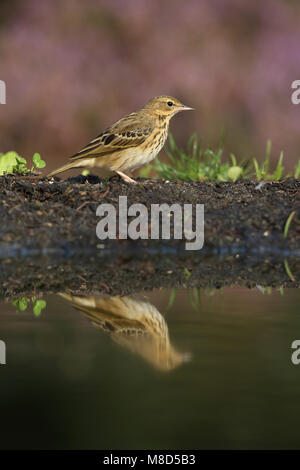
[144,95,194,119]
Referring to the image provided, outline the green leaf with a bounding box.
[184,268,191,279]
[32,153,46,169]
[13,297,29,312]
[273,151,284,181]
[253,158,261,180]
[230,153,237,166]
[283,211,296,238]
[0,151,27,175]
[228,166,243,182]
[279,286,284,296]
[33,300,46,317]
[284,259,295,282]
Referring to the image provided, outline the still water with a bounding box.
[0,286,300,449]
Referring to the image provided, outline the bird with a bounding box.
[59,293,191,371]
[47,95,193,184]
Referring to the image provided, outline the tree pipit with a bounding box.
[59,293,191,371]
[47,96,193,184]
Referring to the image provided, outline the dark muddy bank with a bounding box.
[0,175,299,252]
[0,175,299,297]
[1,251,299,299]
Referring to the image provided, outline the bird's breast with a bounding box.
[141,128,168,161]
[117,127,168,172]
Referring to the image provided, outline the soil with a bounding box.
[0,174,299,297]
[1,251,300,299]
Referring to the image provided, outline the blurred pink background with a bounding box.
[1,0,300,174]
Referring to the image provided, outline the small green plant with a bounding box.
[147,135,300,182]
[12,297,46,317]
[284,260,295,282]
[166,288,177,310]
[256,286,285,295]
[186,287,220,311]
[187,288,202,310]
[279,286,284,296]
[32,153,46,171]
[13,297,30,311]
[256,286,273,295]
[33,299,47,317]
[0,151,46,175]
[283,211,296,238]
[150,134,247,182]
[165,287,225,313]
[253,141,284,181]
[183,268,191,279]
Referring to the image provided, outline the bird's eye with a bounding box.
[167,101,173,107]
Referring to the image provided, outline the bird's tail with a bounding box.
[47,161,79,177]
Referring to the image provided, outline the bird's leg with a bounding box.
[115,171,137,185]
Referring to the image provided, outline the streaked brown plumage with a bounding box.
[60,293,191,371]
[48,96,193,184]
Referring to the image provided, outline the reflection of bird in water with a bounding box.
[60,293,191,371]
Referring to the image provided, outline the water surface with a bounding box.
[0,287,299,449]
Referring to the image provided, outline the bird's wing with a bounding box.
[70,112,155,161]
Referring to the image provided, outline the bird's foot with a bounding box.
[115,171,138,185]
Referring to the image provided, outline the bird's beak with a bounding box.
[180,104,194,111]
